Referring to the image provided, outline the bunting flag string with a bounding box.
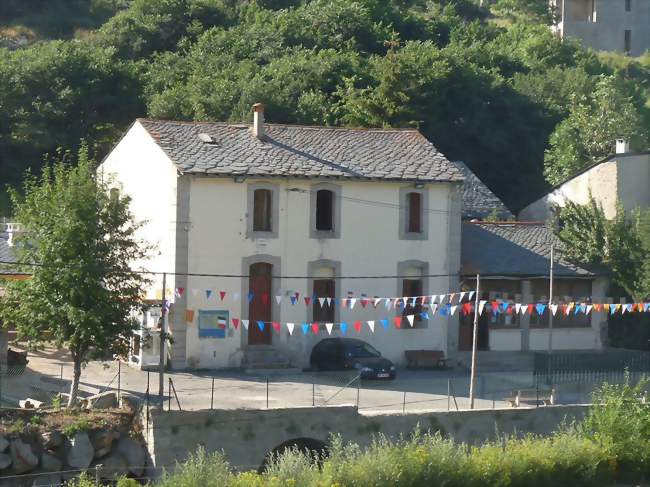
[182,293,650,337]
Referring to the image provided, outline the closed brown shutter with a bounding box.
[253,189,272,231]
[407,192,421,233]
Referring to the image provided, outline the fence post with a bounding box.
[211,377,215,410]
[266,377,269,409]
[145,371,150,434]
[447,379,450,411]
[95,464,101,484]
[402,391,406,415]
[312,382,315,407]
[356,376,360,410]
[117,359,121,405]
[168,378,171,411]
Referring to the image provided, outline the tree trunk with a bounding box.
[68,357,82,407]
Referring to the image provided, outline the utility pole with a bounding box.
[158,272,167,407]
[469,274,480,409]
[547,244,555,372]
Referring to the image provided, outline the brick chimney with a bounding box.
[253,103,265,139]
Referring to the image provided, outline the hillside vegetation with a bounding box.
[1,0,649,214]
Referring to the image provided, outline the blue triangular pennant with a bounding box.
[257,321,265,332]
[340,322,348,335]
[205,290,212,299]
[536,303,546,315]
[301,323,309,335]
[420,312,430,320]
[380,319,389,330]
[248,292,255,303]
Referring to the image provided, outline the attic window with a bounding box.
[198,133,219,145]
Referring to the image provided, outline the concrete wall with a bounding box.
[519,159,618,221]
[145,405,590,472]
[555,0,650,56]
[519,154,650,222]
[176,176,461,369]
[99,121,179,301]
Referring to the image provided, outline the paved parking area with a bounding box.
[4,346,544,412]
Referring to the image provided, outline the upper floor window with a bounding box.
[407,192,422,233]
[316,190,334,231]
[402,277,423,325]
[310,184,341,239]
[313,277,335,323]
[253,189,272,232]
[247,183,278,238]
[625,0,631,11]
[399,187,427,240]
[397,261,428,328]
[624,30,632,53]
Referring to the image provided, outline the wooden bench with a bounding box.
[505,389,555,407]
[405,350,449,369]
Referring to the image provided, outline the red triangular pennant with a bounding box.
[304,296,311,306]
[354,320,362,333]
[272,321,281,333]
[219,291,226,301]
[262,293,269,305]
[394,316,402,328]
[232,318,239,329]
[311,323,320,334]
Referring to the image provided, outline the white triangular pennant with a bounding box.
[275,295,283,304]
[449,293,456,303]
[439,294,446,304]
[430,304,438,315]
[520,305,527,315]
[242,320,249,330]
[286,322,295,335]
[450,305,458,316]
[550,304,558,316]
[319,297,326,307]
[406,315,414,326]
[367,320,375,332]
[384,298,392,309]
[459,292,466,302]
[326,297,332,306]
[430,295,437,303]
[468,291,475,301]
[478,300,487,315]
[586,305,593,315]
[515,303,521,314]
[325,323,333,335]
[349,298,357,309]
[374,298,382,306]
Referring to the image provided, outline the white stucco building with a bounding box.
[551,0,650,56]
[519,142,650,221]
[100,104,464,370]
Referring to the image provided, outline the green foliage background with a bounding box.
[1,0,649,214]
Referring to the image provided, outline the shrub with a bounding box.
[581,374,650,480]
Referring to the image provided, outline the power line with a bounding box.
[0,260,459,280]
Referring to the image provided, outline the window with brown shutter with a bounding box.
[316,190,334,231]
[407,192,422,233]
[313,279,335,323]
[253,189,272,232]
[402,278,423,323]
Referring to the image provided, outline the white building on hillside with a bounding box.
[100,104,464,370]
[551,0,650,56]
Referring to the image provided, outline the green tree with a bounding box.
[555,197,648,301]
[544,76,648,185]
[0,148,149,406]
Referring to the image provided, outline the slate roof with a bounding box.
[461,222,606,277]
[137,119,463,182]
[452,161,513,220]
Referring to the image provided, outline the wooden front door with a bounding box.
[248,262,272,345]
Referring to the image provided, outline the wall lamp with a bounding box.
[233,175,247,183]
[414,182,424,189]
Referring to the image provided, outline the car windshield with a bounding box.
[345,343,380,358]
